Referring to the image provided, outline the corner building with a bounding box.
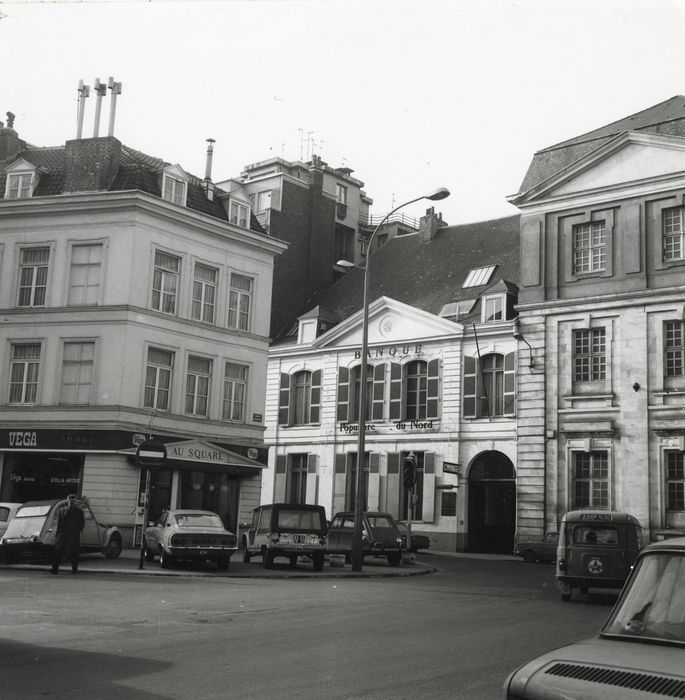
[264,210,521,553]
[510,96,685,542]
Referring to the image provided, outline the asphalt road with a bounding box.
[0,554,614,699]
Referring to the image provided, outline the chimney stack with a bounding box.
[107,77,122,137]
[92,78,107,138]
[0,111,25,164]
[418,206,445,243]
[204,138,215,180]
[76,80,90,139]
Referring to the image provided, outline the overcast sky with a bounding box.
[2,0,685,225]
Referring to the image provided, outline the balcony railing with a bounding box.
[358,212,420,230]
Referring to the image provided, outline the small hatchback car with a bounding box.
[327,511,403,566]
[503,536,685,699]
[242,503,328,571]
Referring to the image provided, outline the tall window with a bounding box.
[162,175,186,205]
[60,341,94,405]
[292,371,312,425]
[191,263,217,323]
[572,451,609,509]
[463,353,515,418]
[9,343,40,404]
[351,365,376,422]
[7,173,32,199]
[229,201,249,228]
[483,295,504,322]
[256,191,271,213]
[666,452,685,511]
[573,328,606,381]
[68,244,102,306]
[18,247,49,307]
[228,274,252,331]
[279,370,321,426]
[336,184,347,204]
[288,454,308,504]
[151,251,180,314]
[223,362,247,422]
[573,221,606,273]
[144,348,173,411]
[663,207,685,262]
[185,356,211,417]
[405,361,427,420]
[665,321,685,377]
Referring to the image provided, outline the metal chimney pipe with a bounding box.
[205,138,216,180]
[76,80,90,139]
[107,77,122,137]
[92,78,107,137]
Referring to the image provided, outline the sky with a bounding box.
[2,0,685,226]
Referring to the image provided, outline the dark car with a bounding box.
[327,511,403,566]
[1,497,122,563]
[503,536,685,699]
[514,531,558,563]
[242,503,328,571]
[396,521,430,553]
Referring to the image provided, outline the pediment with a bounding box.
[312,296,462,349]
[5,157,38,173]
[517,132,685,204]
[164,163,189,180]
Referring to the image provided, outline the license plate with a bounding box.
[292,535,305,544]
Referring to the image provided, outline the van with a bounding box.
[242,503,327,571]
[555,510,643,601]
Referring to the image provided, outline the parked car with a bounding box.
[327,511,403,566]
[242,503,327,571]
[144,509,237,570]
[0,503,22,539]
[396,521,430,553]
[1,497,122,563]
[503,536,685,699]
[514,531,558,563]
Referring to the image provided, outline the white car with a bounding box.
[0,503,22,540]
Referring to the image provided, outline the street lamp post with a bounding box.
[350,186,450,572]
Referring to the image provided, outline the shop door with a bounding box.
[467,451,516,554]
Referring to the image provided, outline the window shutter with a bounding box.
[367,453,380,510]
[372,364,385,421]
[422,452,436,522]
[306,454,318,504]
[337,367,349,422]
[463,356,477,418]
[386,452,401,519]
[278,373,290,425]
[274,455,287,501]
[333,453,347,514]
[389,363,402,420]
[504,352,515,415]
[310,370,321,423]
[426,359,440,419]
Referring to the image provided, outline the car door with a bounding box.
[80,505,103,552]
[336,514,355,553]
[145,511,167,550]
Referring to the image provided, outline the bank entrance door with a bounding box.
[467,451,516,554]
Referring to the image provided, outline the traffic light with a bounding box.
[403,452,417,490]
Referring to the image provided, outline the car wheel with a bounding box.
[312,552,325,572]
[103,535,122,559]
[160,549,175,569]
[143,541,155,562]
[387,551,401,567]
[522,550,536,564]
[263,549,274,569]
[216,556,230,572]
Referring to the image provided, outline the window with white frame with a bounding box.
[222,362,247,422]
[336,184,348,205]
[405,361,427,420]
[7,172,33,199]
[68,243,103,306]
[278,370,321,426]
[573,328,606,382]
[228,273,252,331]
[288,454,308,504]
[60,341,94,404]
[229,201,249,228]
[572,451,609,509]
[9,343,41,404]
[256,191,271,213]
[573,221,606,273]
[151,251,180,314]
[463,353,515,418]
[144,348,173,411]
[191,263,217,323]
[483,295,504,322]
[665,321,685,376]
[663,207,685,262]
[666,451,685,511]
[18,247,49,307]
[463,265,496,288]
[162,174,186,206]
[185,356,211,417]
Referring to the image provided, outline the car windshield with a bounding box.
[16,505,51,518]
[275,509,323,531]
[602,551,685,645]
[366,515,394,528]
[173,513,223,528]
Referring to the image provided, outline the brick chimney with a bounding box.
[419,206,445,243]
[63,136,122,193]
[0,112,25,164]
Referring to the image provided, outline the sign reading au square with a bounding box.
[136,439,167,467]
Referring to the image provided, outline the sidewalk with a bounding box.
[5,548,436,579]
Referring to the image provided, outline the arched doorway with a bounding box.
[467,451,516,554]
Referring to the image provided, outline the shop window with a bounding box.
[185,356,211,417]
[463,353,515,418]
[572,451,610,509]
[223,362,247,422]
[1,453,83,502]
[191,263,217,323]
[144,347,173,411]
[9,342,41,404]
[68,243,102,306]
[666,452,685,511]
[60,341,95,405]
[179,470,239,531]
[228,273,252,331]
[18,246,49,307]
[151,250,180,315]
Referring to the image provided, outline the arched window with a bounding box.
[278,370,321,426]
[463,353,515,418]
[338,365,385,422]
[405,360,428,420]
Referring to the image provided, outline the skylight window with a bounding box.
[463,265,496,288]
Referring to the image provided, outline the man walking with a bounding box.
[51,494,85,574]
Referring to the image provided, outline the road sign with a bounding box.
[136,439,167,467]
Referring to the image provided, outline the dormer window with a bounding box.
[161,166,189,207]
[230,201,249,228]
[463,265,496,288]
[7,172,33,199]
[483,294,504,323]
